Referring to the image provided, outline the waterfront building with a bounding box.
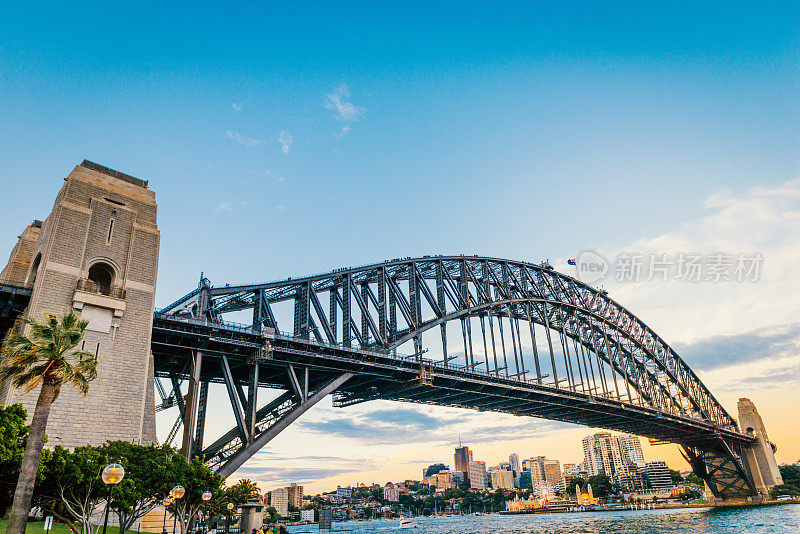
[509,453,521,476]
[526,456,562,491]
[519,469,532,488]
[576,483,597,506]
[641,461,672,490]
[613,462,646,492]
[582,432,626,478]
[468,460,488,490]
[383,486,399,502]
[300,509,315,523]
[505,495,545,512]
[336,486,352,498]
[509,453,521,487]
[431,470,455,489]
[270,483,303,516]
[544,459,563,491]
[455,446,473,481]
[490,468,514,489]
[618,433,646,467]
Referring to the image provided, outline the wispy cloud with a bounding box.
[231,102,243,112]
[299,406,571,446]
[675,323,800,371]
[325,85,364,122]
[278,130,293,154]
[334,125,351,138]
[226,130,262,148]
[247,169,286,182]
[215,202,233,213]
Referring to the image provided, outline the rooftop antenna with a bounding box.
[459,434,462,448]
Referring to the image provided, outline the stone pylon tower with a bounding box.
[0,160,159,447]
[738,397,783,496]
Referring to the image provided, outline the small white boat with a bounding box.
[398,517,418,528]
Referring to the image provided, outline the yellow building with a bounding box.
[577,484,597,506]
[506,495,545,512]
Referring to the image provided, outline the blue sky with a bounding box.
[2,2,799,491]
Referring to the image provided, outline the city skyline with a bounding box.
[2,2,799,495]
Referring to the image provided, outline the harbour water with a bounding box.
[286,504,800,534]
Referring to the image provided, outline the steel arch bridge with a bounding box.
[152,255,760,500]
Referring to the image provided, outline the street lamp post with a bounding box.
[225,503,233,534]
[200,492,212,534]
[162,498,173,534]
[101,463,125,534]
[171,486,185,534]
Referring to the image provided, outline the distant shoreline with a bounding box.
[499,499,800,515]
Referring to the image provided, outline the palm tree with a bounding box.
[0,309,99,534]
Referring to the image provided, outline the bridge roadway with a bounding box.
[151,311,756,474]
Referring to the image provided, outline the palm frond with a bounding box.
[0,309,98,397]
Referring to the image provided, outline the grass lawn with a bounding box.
[0,519,140,534]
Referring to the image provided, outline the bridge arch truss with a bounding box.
[154,256,757,499]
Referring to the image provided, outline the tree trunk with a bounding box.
[6,380,59,534]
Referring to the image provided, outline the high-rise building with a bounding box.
[468,460,488,490]
[336,486,352,498]
[455,446,473,475]
[618,434,646,467]
[582,433,626,478]
[431,470,455,489]
[509,453,521,477]
[383,486,400,501]
[543,459,563,491]
[525,456,562,491]
[490,469,514,489]
[641,461,672,490]
[613,462,646,492]
[424,463,450,478]
[270,483,304,516]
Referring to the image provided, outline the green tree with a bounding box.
[0,404,31,516]
[587,474,613,497]
[769,465,800,498]
[164,455,224,534]
[101,441,175,533]
[1,311,99,534]
[686,473,704,486]
[567,477,587,496]
[224,479,261,503]
[35,445,109,534]
[669,469,684,486]
[265,506,278,522]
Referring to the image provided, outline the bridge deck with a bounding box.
[151,313,754,448]
[0,283,31,340]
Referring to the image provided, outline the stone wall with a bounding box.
[0,161,160,447]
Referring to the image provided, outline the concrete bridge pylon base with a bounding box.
[738,397,783,497]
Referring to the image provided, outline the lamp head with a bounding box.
[102,463,125,485]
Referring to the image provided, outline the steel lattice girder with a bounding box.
[159,256,736,429]
[683,441,757,500]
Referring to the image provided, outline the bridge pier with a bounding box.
[738,397,783,496]
[1,161,159,448]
